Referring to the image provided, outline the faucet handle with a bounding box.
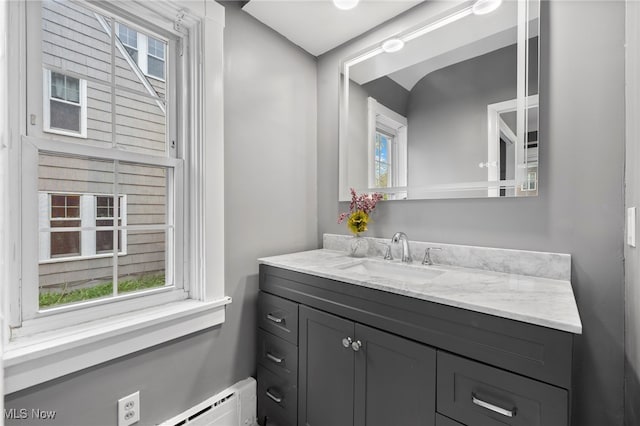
[383,245,393,260]
[422,247,442,265]
[377,242,393,260]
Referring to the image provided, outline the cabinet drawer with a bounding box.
[257,365,297,426]
[259,292,298,344]
[257,329,298,380]
[437,351,568,426]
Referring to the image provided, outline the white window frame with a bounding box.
[367,97,408,191]
[38,192,128,263]
[24,1,183,327]
[3,0,227,394]
[42,69,88,138]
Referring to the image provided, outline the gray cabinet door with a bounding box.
[299,305,355,426]
[354,324,436,426]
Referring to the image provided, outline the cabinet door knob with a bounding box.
[342,337,352,348]
[351,340,362,351]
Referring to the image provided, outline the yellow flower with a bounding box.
[347,210,369,234]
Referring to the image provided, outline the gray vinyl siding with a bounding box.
[39,0,168,290]
[42,0,167,155]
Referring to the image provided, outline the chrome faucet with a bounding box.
[391,232,412,263]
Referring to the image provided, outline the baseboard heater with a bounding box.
[160,377,257,426]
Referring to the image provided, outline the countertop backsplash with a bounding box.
[323,233,571,281]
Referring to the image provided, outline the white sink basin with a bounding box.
[334,259,446,284]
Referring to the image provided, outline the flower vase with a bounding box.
[350,234,369,258]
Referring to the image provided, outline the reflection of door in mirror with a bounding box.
[368,97,407,199]
[487,96,538,197]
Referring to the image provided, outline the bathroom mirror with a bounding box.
[339,0,540,201]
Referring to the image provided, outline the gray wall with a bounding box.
[318,1,625,425]
[407,44,517,186]
[626,1,640,424]
[4,3,318,425]
[361,76,409,117]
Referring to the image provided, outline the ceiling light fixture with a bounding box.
[472,0,503,15]
[333,0,360,11]
[381,38,405,53]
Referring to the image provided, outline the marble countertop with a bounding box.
[258,249,582,334]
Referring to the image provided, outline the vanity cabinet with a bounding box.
[257,264,574,426]
[298,305,436,426]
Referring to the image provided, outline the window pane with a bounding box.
[147,36,165,59]
[50,72,66,100]
[118,162,167,226]
[50,100,81,132]
[147,56,164,80]
[65,76,80,103]
[96,221,122,253]
[39,268,114,309]
[52,73,81,104]
[85,80,115,149]
[42,1,112,83]
[118,230,167,295]
[50,225,81,257]
[116,90,167,155]
[117,24,138,49]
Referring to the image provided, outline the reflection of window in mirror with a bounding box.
[375,131,393,187]
[367,97,408,195]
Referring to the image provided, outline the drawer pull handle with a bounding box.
[266,352,283,364]
[266,313,283,324]
[471,394,516,418]
[266,388,283,404]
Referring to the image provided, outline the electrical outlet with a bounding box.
[118,391,140,426]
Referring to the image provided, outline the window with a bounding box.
[49,194,81,257]
[374,131,393,188]
[43,70,87,138]
[25,0,179,315]
[147,36,166,79]
[96,195,122,253]
[367,97,408,197]
[39,192,127,263]
[5,0,226,394]
[116,23,166,80]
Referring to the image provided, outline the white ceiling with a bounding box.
[242,0,424,56]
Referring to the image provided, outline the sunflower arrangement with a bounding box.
[338,188,383,235]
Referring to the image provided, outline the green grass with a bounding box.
[39,274,166,309]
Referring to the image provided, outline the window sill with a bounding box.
[3,297,231,394]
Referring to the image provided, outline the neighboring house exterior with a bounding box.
[37,0,168,296]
